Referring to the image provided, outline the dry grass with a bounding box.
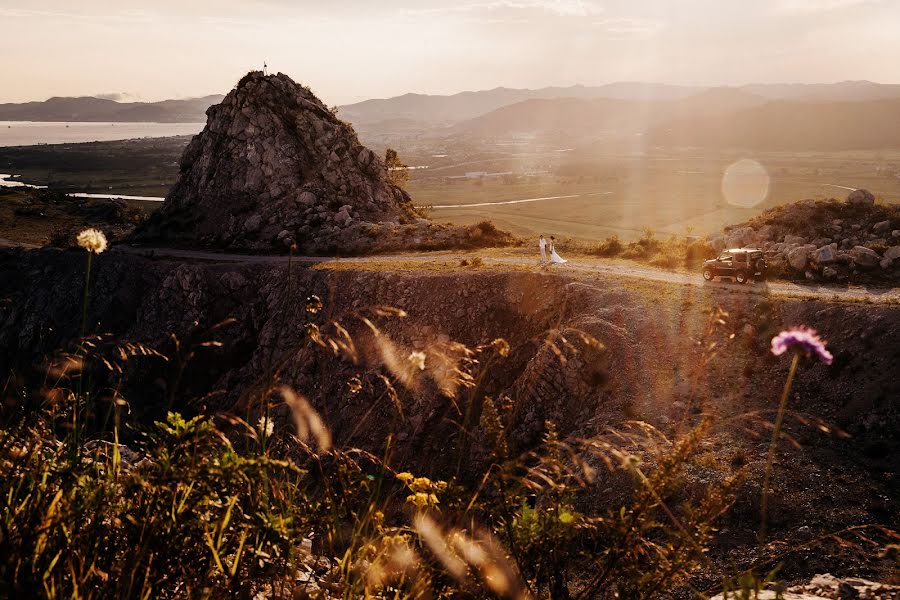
[1,243,898,599]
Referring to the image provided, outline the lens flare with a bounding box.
[722,159,770,208]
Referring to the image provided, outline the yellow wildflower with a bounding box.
[407,492,431,508]
[411,477,432,491]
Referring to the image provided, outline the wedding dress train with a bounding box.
[550,244,567,264]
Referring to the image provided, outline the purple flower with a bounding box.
[771,327,833,365]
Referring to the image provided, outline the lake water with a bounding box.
[0,121,204,147]
[0,173,164,201]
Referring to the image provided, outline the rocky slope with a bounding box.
[135,71,506,254]
[1,248,897,585]
[712,189,900,282]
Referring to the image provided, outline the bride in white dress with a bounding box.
[549,236,567,264]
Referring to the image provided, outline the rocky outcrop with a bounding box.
[847,188,875,205]
[715,191,900,282]
[788,245,813,270]
[711,573,899,599]
[135,71,509,254]
[849,245,880,268]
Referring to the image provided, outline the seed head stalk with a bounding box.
[80,251,93,342]
[72,228,107,460]
[72,249,94,458]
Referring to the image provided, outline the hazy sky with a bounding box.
[2,0,898,105]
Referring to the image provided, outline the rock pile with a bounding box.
[710,573,899,599]
[710,190,900,281]
[136,71,507,253]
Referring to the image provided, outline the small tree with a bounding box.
[384,148,409,188]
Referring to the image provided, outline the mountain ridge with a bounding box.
[449,91,900,150]
[337,81,900,126]
[0,95,224,123]
[4,81,900,127]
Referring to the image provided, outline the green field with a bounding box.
[409,150,900,241]
[0,136,190,198]
[3,138,900,243]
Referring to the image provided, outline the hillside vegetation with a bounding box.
[1,246,898,597]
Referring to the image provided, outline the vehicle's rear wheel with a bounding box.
[735,271,748,284]
[702,269,714,281]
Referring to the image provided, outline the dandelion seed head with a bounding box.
[76,228,108,254]
[771,326,833,365]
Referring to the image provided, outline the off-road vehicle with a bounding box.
[702,248,766,284]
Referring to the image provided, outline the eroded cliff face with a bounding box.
[1,248,898,580]
[2,248,897,462]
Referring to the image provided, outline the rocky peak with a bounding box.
[136,71,419,253]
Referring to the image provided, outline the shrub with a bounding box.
[650,252,680,269]
[684,238,716,267]
[49,227,75,249]
[474,220,499,236]
[621,244,651,260]
[460,256,483,267]
[595,235,623,256]
[385,148,409,188]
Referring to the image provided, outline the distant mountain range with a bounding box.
[644,98,900,151]
[336,83,699,125]
[451,88,766,138]
[3,80,900,150]
[0,95,224,123]
[338,80,900,126]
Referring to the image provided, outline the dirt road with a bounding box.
[3,238,897,303]
[108,244,900,304]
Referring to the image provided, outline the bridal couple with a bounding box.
[539,234,567,265]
